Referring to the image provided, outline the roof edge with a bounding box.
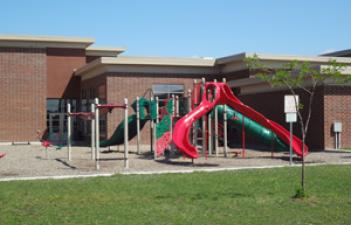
[86,46,126,57]
[320,49,351,57]
[0,35,95,49]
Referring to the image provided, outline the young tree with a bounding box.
[246,55,350,196]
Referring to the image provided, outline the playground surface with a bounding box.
[0,145,350,180]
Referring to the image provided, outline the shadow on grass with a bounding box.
[155,159,219,167]
[155,191,249,201]
[258,155,325,164]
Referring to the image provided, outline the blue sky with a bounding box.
[0,0,350,57]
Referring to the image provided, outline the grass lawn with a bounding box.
[0,165,351,225]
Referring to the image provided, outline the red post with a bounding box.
[242,116,246,158]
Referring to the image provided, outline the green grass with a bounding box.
[0,165,351,225]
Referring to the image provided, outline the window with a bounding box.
[152,84,184,99]
[47,99,78,113]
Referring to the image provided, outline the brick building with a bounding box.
[1,35,350,150]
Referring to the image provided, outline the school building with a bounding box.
[0,35,350,150]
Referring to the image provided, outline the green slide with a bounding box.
[216,105,287,151]
[100,115,148,147]
[100,97,173,148]
[100,98,151,147]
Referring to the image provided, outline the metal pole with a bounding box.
[170,95,175,140]
[222,78,228,157]
[187,89,192,113]
[289,122,293,165]
[67,103,72,161]
[201,77,206,156]
[208,90,212,156]
[169,100,173,148]
[124,98,129,169]
[335,132,340,149]
[242,116,246,158]
[192,82,197,147]
[91,103,95,160]
[223,105,228,157]
[136,97,141,155]
[214,106,219,157]
[175,95,179,118]
[187,89,194,147]
[156,97,159,123]
[208,114,212,156]
[95,98,100,170]
[153,97,159,159]
[150,95,154,154]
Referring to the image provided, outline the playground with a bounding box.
[1,80,351,225]
[1,80,351,179]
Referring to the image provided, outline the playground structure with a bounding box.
[61,77,308,170]
[173,81,308,159]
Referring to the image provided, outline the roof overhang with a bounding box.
[86,46,126,57]
[76,56,217,80]
[76,52,351,82]
[320,49,351,57]
[217,52,351,74]
[0,35,94,49]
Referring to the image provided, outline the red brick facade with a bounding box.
[47,48,86,99]
[0,48,47,142]
[239,87,325,150]
[324,86,351,149]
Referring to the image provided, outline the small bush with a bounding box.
[293,187,306,199]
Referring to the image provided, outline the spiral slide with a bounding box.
[173,82,308,159]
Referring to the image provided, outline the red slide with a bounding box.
[172,82,308,159]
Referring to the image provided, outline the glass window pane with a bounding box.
[47,99,60,113]
[152,84,184,93]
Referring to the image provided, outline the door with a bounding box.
[48,113,67,145]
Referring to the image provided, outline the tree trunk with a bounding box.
[301,133,305,192]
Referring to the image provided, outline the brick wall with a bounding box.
[47,48,86,99]
[0,48,47,142]
[86,56,100,63]
[324,85,351,149]
[239,87,325,150]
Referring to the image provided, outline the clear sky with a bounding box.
[0,0,350,58]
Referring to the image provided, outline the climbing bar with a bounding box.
[96,104,127,109]
[68,112,94,117]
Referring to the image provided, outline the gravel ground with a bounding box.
[0,145,350,179]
